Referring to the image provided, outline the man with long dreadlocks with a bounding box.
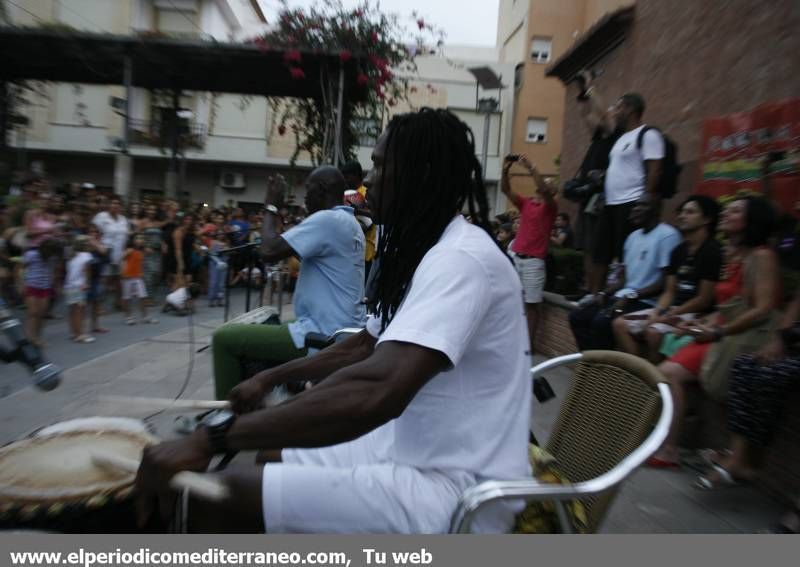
[135,109,531,534]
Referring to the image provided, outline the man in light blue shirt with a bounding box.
[212,167,365,399]
[570,194,681,350]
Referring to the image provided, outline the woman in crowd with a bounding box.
[92,197,129,311]
[85,224,109,334]
[203,210,228,307]
[695,286,800,488]
[648,196,780,468]
[23,238,63,347]
[166,212,198,289]
[23,184,57,249]
[127,201,144,232]
[550,212,574,248]
[139,203,164,303]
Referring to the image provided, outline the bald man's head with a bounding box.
[304,165,346,214]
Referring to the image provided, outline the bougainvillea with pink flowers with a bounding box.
[248,0,443,165]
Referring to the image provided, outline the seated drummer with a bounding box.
[135,109,531,534]
[212,168,366,400]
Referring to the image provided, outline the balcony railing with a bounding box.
[129,118,207,150]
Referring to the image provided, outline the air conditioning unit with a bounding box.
[220,171,246,190]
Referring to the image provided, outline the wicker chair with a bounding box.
[449,350,673,533]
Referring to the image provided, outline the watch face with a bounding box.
[204,409,234,428]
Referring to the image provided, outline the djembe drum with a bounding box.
[0,423,167,533]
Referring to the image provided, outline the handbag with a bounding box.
[699,258,780,401]
[563,169,604,204]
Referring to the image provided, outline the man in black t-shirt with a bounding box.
[573,72,624,294]
[613,195,722,360]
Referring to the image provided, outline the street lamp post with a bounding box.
[477,97,499,177]
[467,67,504,182]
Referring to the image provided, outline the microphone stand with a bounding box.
[216,242,260,323]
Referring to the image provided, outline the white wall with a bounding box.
[56,0,115,31]
[404,52,516,184]
[52,84,108,128]
[211,95,268,139]
[201,0,233,40]
[497,0,528,64]
[132,0,154,31]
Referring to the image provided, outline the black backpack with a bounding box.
[637,126,681,199]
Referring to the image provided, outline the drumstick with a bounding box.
[99,395,230,411]
[90,451,229,502]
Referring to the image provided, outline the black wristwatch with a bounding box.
[202,409,236,454]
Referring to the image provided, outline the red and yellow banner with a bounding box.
[697,98,799,215]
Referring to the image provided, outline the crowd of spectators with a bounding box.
[492,70,799,529]
[0,177,307,347]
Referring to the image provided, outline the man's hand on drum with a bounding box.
[135,429,214,526]
[229,372,271,414]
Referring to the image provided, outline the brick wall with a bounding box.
[557,0,800,222]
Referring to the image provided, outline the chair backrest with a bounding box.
[543,350,665,532]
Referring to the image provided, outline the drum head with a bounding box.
[0,429,157,504]
[34,417,152,438]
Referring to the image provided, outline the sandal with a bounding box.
[694,464,747,490]
[698,448,732,467]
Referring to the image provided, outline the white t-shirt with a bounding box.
[605,125,665,205]
[616,222,682,305]
[64,251,93,291]
[92,212,129,265]
[366,215,532,531]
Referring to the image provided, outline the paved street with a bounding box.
[1,288,284,398]
[0,293,786,533]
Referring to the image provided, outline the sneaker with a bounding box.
[141,317,159,324]
[125,317,137,325]
[74,334,96,344]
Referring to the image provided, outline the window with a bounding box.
[531,37,552,63]
[514,63,524,90]
[526,118,547,143]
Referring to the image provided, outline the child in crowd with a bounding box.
[121,234,157,325]
[23,238,63,347]
[496,222,515,253]
[64,235,95,343]
[163,282,202,315]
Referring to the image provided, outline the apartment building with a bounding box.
[6,0,515,215]
[496,0,630,195]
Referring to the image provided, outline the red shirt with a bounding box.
[510,196,557,259]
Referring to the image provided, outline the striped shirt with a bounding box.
[23,249,54,290]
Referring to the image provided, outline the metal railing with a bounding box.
[217,244,291,323]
